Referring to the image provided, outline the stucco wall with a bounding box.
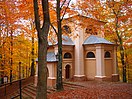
[85,59,96,80]
[105,59,113,77]
[47,63,56,78]
[62,46,74,79]
[84,46,96,80]
[104,45,114,78]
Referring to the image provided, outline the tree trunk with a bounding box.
[30,59,35,76]
[115,16,126,82]
[37,32,48,99]
[31,30,35,76]
[56,0,63,91]
[10,30,13,83]
[33,0,50,98]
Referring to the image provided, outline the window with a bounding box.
[64,52,72,58]
[105,51,111,58]
[85,27,93,34]
[85,25,97,35]
[63,25,71,34]
[86,52,95,58]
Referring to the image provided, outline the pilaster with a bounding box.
[95,45,106,80]
[74,28,85,80]
[74,27,86,80]
[113,46,118,74]
[112,46,119,82]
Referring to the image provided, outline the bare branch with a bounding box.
[60,0,66,8]
[50,23,58,35]
[42,0,50,29]
[33,0,40,33]
[61,0,71,21]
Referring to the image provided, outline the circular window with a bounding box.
[85,25,97,35]
[62,25,71,34]
[85,27,93,34]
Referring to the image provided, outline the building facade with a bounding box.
[35,15,119,87]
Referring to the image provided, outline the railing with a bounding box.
[11,94,20,99]
[0,76,34,99]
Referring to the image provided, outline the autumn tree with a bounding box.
[105,0,132,82]
[16,0,37,77]
[13,33,32,79]
[33,0,50,98]
[0,0,23,82]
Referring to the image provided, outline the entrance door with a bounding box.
[65,65,70,79]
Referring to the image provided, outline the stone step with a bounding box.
[47,88,56,93]
[22,84,36,99]
[28,83,36,88]
[26,84,37,92]
[63,82,84,89]
[22,87,36,99]
[22,90,34,99]
[63,82,85,87]
[21,83,57,98]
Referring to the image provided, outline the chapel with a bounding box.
[35,15,119,87]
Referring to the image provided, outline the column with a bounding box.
[48,63,56,79]
[112,46,119,81]
[113,46,118,74]
[95,45,106,79]
[74,28,85,80]
[47,63,56,86]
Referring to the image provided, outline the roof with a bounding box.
[83,35,114,45]
[63,14,107,25]
[62,35,74,45]
[48,35,74,46]
[35,52,57,62]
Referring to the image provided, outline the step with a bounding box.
[22,90,34,99]
[47,88,56,94]
[22,87,36,98]
[63,83,84,90]
[28,83,36,88]
[63,83,80,88]
[63,82,85,87]
[25,85,36,92]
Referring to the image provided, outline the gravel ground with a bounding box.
[48,81,132,99]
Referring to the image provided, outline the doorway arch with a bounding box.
[65,65,70,79]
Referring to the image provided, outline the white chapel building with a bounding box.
[35,15,119,87]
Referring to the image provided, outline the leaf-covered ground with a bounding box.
[48,81,132,99]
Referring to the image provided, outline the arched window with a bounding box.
[105,51,111,58]
[63,25,71,34]
[86,52,95,58]
[64,52,72,58]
